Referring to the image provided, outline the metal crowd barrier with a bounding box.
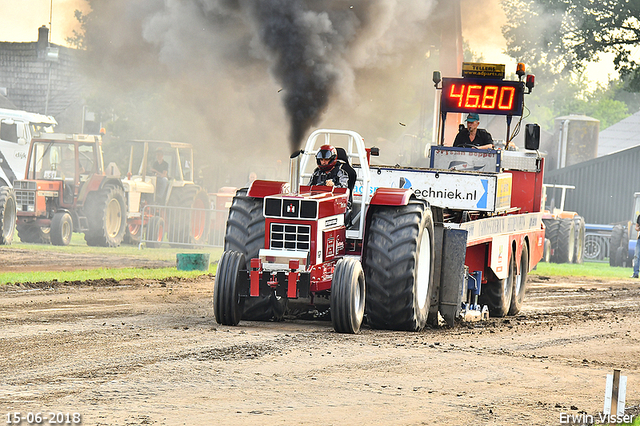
[139,204,228,249]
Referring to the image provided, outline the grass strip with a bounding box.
[531,260,633,279]
[0,265,218,286]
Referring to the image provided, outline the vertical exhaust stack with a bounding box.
[289,150,304,195]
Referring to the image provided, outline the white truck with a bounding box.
[0,107,57,244]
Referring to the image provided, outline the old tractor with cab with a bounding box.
[121,140,210,247]
[14,133,127,246]
[0,107,57,245]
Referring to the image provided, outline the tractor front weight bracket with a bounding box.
[245,266,310,300]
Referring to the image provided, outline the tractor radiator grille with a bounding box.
[15,190,35,208]
[270,223,311,251]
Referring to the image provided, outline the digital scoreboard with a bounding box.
[441,77,525,116]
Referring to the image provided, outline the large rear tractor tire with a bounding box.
[543,219,559,262]
[84,186,127,247]
[616,246,626,268]
[479,252,515,317]
[553,218,575,264]
[166,185,210,246]
[331,257,366,334]
[609,225,624,267]
[364,199,435,331]
[508,243,528,315]
[572,216,585,264]
[213,250,246,326]
[620,228,630,267]
[223,188,286,321]
[542,238,551,263]
[0,186,16,245]
[50,212,73,246]
[17,224,50,244]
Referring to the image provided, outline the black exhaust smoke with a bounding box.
[248,0,339,151]
[75,0,438,162]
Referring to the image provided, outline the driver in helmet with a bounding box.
[308,144,349,188]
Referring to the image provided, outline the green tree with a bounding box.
[66,9,89,50]
[502,0,640,90]
[500,0,640,130]
[522,72,629,131]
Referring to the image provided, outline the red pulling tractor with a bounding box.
[214,63,545,333]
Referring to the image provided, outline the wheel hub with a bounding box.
[105,198,122,238]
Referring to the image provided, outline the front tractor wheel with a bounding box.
[17,224,50,244]
[224,188,286,321]
[50,212,73,246]
[364,200,435,331]
[213,250,246,326]
[331,257,366,334]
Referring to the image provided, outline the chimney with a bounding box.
[289,150,303,195]
[37,26,49,51]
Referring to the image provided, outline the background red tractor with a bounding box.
[14,133,127,246]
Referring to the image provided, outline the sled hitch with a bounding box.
[460,270,489,321]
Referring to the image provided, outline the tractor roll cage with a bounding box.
[299,129,372,240]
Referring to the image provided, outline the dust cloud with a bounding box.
[79,0,440,189]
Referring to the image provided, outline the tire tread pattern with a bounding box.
[84,186,127,247]
[214,250,245,325]
[0,186,16,245]
[364,200,434,331]
[223,188,285,321]
[572,216,585,264]
[331,257,365,334]
[609,224,624,267]
[50,212,73,246]
[508,243,528,315]
[553,218,575,264]
[479,254,514,317]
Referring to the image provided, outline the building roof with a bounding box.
[0,27,84,119]
[597,109,640,156]
[0,93,16,109]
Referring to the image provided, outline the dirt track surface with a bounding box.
[1,270,640,425]
[0,247,174,272]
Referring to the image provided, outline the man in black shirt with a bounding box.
[453,113,494,149]
[151,148,169,178]
[151,148,169,202]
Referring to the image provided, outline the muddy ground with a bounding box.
[1,250,639,425]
